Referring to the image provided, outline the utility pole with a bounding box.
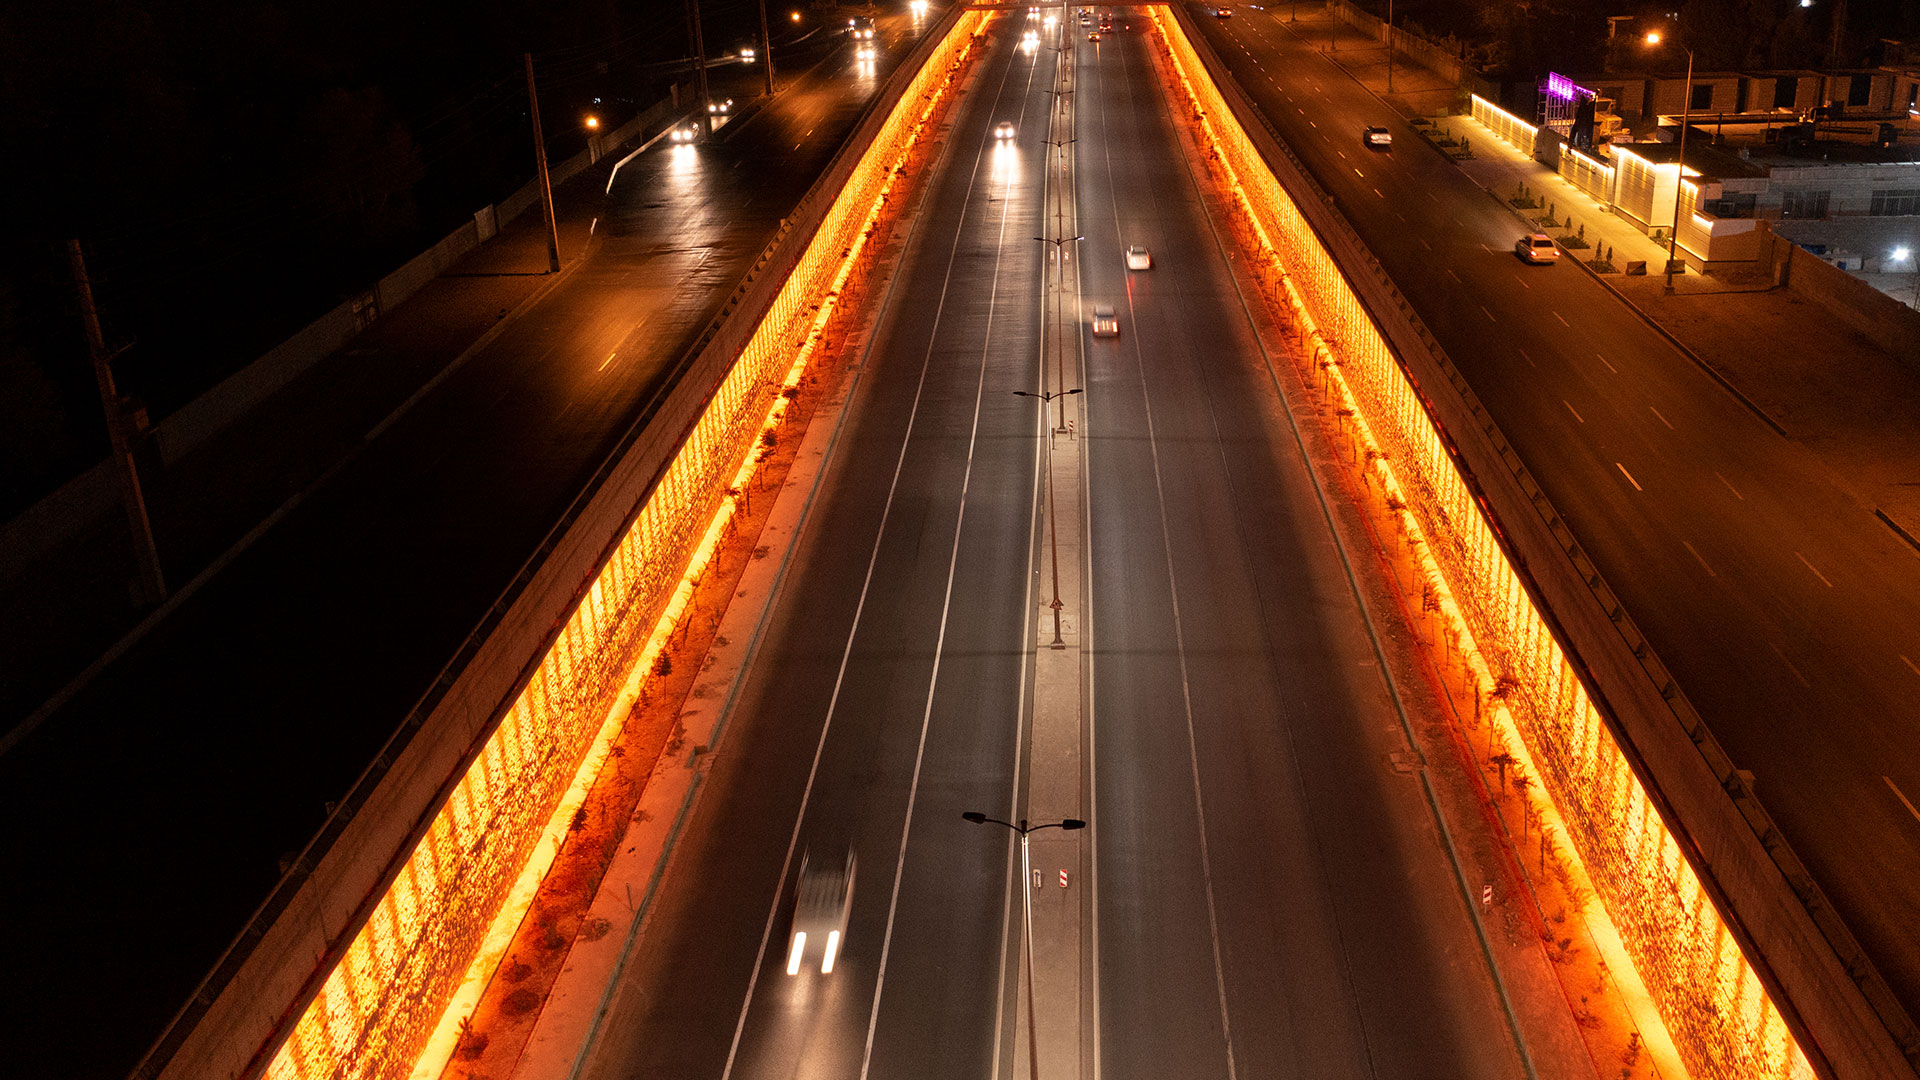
[687,0,713,134]
[1385,0,1395,93]
[756,0,777,96]
[68,239,166,605]
[524,54,562,273]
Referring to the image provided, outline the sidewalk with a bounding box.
[1295,4,1920,546]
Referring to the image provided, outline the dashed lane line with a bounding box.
[1615,462,1642,491]
[1683,541,1715,576]
[1794,551,1835,588]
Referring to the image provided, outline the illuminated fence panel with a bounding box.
[1153,10,1812,1080]
[258,12,988,1080]
[1561,147,1617,204]
[1471,93,1540,157]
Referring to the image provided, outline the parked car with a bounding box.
[1515,233,1560,263]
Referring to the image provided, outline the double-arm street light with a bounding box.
[961,813,1087,1080]
[1033,235,1083,421]
[1013,388,1081,649]
[1645,30,1694,293]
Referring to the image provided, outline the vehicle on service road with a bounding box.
[1092,304,1119,336]
[787,850,856,976]
[1515,233,1560,264]
[1362,126,1392,148]
[1126,245,1152,270]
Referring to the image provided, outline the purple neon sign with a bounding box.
[1546,72,1595,102]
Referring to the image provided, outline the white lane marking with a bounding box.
[1337,149,1347,159]
[1905,655,1920,678]
[1131,314,1244,1080]
[1771,643,1813,688]
[717,46,1028,1080]
[1715,471,1745,500]
[1309,119,1317,128]
[1514,275,1529,289]
[1479,243,1491,254]
[1794,551,1834,588]
[1481,305,1496,322]
[1373,187,1384,198]
[1562,400,1584,423]
[598,350,618,372]
[1649,405,1675,430]
[1445,268,1461,283]
[1517,348,1536,368]
[1595,352,1618,374]
[1419,238,1433,251]
[1886,776,1920,827]
[1553,311,1570,327]
[1683,540,1716,576]
[1395,212,1407,223]
[1615,462,1643,491]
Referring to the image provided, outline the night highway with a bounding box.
[1192,3,1920,1024]
[0,16,930,1078]
[575,16,1530,1079]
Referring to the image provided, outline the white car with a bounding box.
[1126,245,1152,270]
[1362,126,1392,148]
[1091,304,1119,336]
[995,121,1017,140]
[788,851,856,975]
[1515,233,1560,264]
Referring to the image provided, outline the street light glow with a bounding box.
[1894,246,1912,262]
[1644,30,1662,45]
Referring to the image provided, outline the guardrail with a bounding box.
[1158,5,1919,1078]
[137,8,988,1080]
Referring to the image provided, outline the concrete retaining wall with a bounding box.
[1770,227,1920,367]
[140,13,969,1080]
[1175,7,1917,1078]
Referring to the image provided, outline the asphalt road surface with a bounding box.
[576,17,1529,1080]
[1196,2,1920,1026]
[0,16,935,1080]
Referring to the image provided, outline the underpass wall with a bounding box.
[1158,6,1919,1079]
[137,10,988,1080]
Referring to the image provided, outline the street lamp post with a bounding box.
[1646,31,1693,293]
[1033,235,1083,425]
[1013,388,1081,649]
[1385,0,1395,93]
[961,813,1087,1080]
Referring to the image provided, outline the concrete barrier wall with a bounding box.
[1772,231,1920,368]
[140,12,979,1080]
[1167,6,1917,1078]
[1328,0,1495,101]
